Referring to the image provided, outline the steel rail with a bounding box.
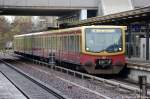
[32,59,140,92]
[34,60,147,95]
[3,51,149,95]
[0,58,70,99]
[0,51,112,99]
[9,53,144,95]
[0,71,29,99]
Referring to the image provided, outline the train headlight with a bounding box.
[119,47,122,51]
[86,47,90,51]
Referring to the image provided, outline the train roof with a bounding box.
[14,25,126,37]
[14,26,81,37]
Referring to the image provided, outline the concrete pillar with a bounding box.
[146,22,149,60]
[79,9,87,20]
[128,25,132,58]
[97,0,103,16]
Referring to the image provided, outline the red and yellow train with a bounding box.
[13,26,127,74]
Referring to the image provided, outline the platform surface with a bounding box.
[127,57,150,66]
[0,72,26,99]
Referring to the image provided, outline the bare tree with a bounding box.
[0,16,10,49]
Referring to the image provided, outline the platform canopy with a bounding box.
[70,6,150,26]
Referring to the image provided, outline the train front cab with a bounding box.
[80,26,127,74]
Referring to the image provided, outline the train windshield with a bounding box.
[85,28,123,53]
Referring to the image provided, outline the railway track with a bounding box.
[0,58,69,99]
[1,52,111,99]
[1,51,149,98]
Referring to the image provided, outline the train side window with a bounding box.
[58,35,60,51]
[47,36,48,49]
[63,36,65,51]
[57,36,60,51]
[47,36,49,49]
[39,36,41,49]
[68,35,71,51]
[51,36,52,49]
[75,35,79,52]
[54,36,56,50]
[74,35,76,52]
[26,37,28,52]
[49,36,52,49]
[54,36,57,50]
[35,36,37,49]
[63,36,67,51]
[60,35,62,51]
[37,36,39,49]
[48,36,50,49]
[78,35,81,53]
[44,36,46,49]
[69,35,75,52]
[42,35,44,49]
[63,36,66,51]
[46,35,48,49]
[38,36,40,49]
[16,38,19,49]
[47,36,51,49]
[43,36,45,49]
[41,36,43,49]
[42,36,44,49]
[47,35,48,49]
[67,35,69,51]
[17,38,18,50]
[68,35,70,51]
[53,35,56,50]
[41,36,43,52]
[51,36,53,50]
[52,36,54,50]
[62,36,64,51]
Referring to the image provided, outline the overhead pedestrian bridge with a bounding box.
[0,0,98,16]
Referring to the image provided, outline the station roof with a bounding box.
[71,6,150,26]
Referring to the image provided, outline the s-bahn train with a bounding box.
[13,26,127,74]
